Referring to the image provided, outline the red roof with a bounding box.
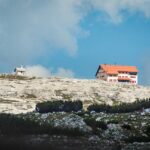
[96,64,138,76]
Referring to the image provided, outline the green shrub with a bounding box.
[121,124,131,130]
[125,136,150,143]
[0,113,84,136]
[146,126,150,136]
[87,104,111,113]
[84,117,107,134]
[36,100,83,113]
[87,98,150,113]
[0,113,47,135]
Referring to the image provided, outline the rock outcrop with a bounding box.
[0,76,150,114]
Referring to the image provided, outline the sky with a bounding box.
[0,0,150,85]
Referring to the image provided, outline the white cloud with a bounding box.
[0,0,150,67]
[26,65,74,78]
[90,0,150,23]
[26,65,51,77]
[54,68,74,78]
[0,0,86,65]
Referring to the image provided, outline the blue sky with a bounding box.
[0,0,150,85]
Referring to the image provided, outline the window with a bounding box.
[131,76,136,78]
[129,72,137,75]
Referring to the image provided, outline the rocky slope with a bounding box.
[0,75,150,114]
[1,111,150,150]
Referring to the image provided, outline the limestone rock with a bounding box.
[0,76,150,114]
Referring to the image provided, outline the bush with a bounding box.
[0,113,84,136]
[125,136,150,143]
[84,117,107,134]
[121,124,131,130]
[36,100,83,113]
[0,113,47,135]
[87,104,111,113]
[87,98,150,113]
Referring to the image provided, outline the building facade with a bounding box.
[14,66,26,76]
[96,64,138,84]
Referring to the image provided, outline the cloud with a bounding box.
[26,65,51,77]
[0,0,86,66]
[90,0,150,23]
[0,0,150,68]
[26,65,74,78]
[54,68,74,78]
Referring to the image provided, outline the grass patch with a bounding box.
[26,94,37,99]
[0,74,35,80]
[55,90,73,100]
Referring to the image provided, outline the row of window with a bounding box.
[110,75,136,78]
[118,76,136,78]
[109,79,136,83]
[131,76,136,78]
[109,79,117,82]
[107,76,128,78]
[109,75,117,77]
[118,76,128,78]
